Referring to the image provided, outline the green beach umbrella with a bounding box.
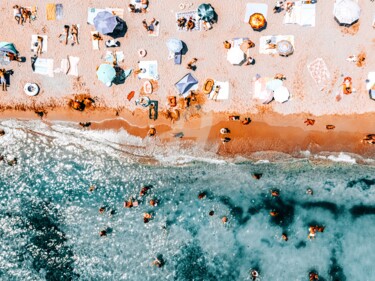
[198,3,215,22]
[0,42,18,54]
[96,64,116,86]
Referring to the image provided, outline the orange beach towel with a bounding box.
[46,3,56,20]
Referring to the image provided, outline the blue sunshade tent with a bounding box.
[96,64,116,86]
[166,38,183,53]
[175,73,198,95]
[0,42,18,54]
[197,3,215,22]
[94,11,126,38]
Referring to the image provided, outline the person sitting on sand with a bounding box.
[304,118,315,126]
[128,4,136,13]
[223,40,231,49]
[273,0,284,13]
[0,69,7,92]
[186,58,198,70]
[274,73,286,81]
[242,117,251,125]
[168,96,177,107]
[186,17,195,31]
[177,17,187,29]
[148,127,156,137]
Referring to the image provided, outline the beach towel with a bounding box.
[105,51,124,63]
[259,35,294,55]
[138,61,159,80]
[87,7,124,25]
[56,4,63,20]
[31,35,48,53]
[67,56,79,76]
[244,3,268,23]
[46,4,56,20]
[283,2,316,26]
[91,31,100,50]
[34,58,54,77]
[208,81,230,100]
[176,11,201,31]
[307,58,331,90]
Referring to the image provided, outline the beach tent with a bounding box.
[197,3,215,22]
[96,63,116,86]
[333,0,360,26]
[94,11,126,38]
[227,47,245,65]
[166,38,183,53]
[274,86,290,103]
[175,73,198,95]
[276,40,294,56]
[0,42,18,54]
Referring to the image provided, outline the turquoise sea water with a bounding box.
[0,120,375,281]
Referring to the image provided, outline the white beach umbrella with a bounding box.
[274,86,290,103]
[266,79,283,91]
[333,0,360,26]
[227,47,245,65]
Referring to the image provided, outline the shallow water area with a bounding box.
[0,120,375,280]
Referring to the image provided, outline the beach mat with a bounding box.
[46,4,56,20]
[149,101,158,120]
[56,4,63,20]
[34,58,54,77]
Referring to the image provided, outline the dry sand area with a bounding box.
[1,0,375,158]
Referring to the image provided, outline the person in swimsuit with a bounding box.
[36,36,43,55]
[71,24,79,45]
[0,69,7,91]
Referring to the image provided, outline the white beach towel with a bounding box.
[208,81,230,100]
[67,56,79,76]
[31,35,48,53]
[34,58,54,77]
[244,3,268,23]
[284,2,316,26]
[176,11,201,31]
[138,61,158,80]
[259,35,295,55]
[105,51,124,63]
[87,7,124,25]
[91,31,100,50]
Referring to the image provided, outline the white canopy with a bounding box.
[333,0,360,26]
[227,47,245,65]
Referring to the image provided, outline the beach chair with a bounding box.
[174,51,182,65]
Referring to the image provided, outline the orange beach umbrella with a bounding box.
[249,13,266,30]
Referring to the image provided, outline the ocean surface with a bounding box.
[0,120,375,281]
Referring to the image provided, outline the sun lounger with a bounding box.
[174,52,182,65]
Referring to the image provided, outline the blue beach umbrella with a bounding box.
[96,64,116,86]
[197,3,215,22]
[94,11,118,34]
[0,42,18,54]
[166,38,183,53]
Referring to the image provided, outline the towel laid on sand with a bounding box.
[34,58,54,77]
[208,81,230,100]
[31,35,48,53]
[259,35,294,55]
[46,4,56,20]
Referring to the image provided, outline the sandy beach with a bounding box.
[0,0,375,158]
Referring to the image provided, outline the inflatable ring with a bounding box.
[23,83,39,96]
[179,3,185,10]
[138,49,147,58]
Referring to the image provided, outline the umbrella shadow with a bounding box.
[107,17,127,38]
[181,41,188,55]
[113,66,126,85]
[252,21,267,32]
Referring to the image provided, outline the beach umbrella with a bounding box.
[333,0,360,26]
[166,38,183,53]
[276,40,294,57]
[227,47,245,65]
[0,42,18,54]
[274,86,290,103]
[249,13,266,30]
[197,3,215,22]
[175,73,198,95]
[94,11,126,38]
[266,79,283,91]
[96,64,116,86]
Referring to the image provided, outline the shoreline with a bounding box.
[1,107,375,160]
